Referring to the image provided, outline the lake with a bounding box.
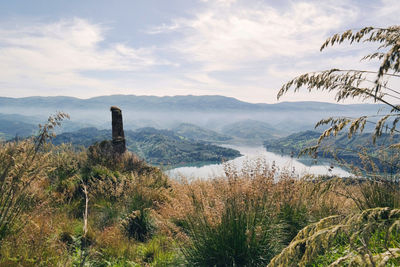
[166,145,351,180]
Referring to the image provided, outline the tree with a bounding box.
[277,26,400,153]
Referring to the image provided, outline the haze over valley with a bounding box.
[0,94,385,140]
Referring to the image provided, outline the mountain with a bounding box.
[0,113,39,140]
[0,95,386,136]
[53,127,241,167]
[0,95,384,112]
[172,123,232,142]
[221,120,281,141]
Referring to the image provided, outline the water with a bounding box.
[166,145,351,180]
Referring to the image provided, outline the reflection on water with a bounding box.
[166,145,351,180]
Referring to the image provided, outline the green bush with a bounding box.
[121,208,155,242]
[182,195,280,267]
[277,203,309,245]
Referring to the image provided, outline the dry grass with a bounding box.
[0,136,385,266]
[159,160,355,239]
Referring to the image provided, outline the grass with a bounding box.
[181,195,278,266]
[2,122,400,266]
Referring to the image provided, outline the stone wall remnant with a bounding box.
[110,106,126,154]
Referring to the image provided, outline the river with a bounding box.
[166,145,351,180]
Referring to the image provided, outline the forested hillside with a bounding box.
[53,127,241,166]
[264,131,400,169]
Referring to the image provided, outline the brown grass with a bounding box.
[158,159,356,241]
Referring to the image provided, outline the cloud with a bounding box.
[375,0,400,25]
[155,0,358,72]
[0,18,168,96]
[200,0,237,7]
[1,1,399,104]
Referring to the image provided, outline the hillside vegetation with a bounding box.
[0,115,37,140]
[53,127,241,167]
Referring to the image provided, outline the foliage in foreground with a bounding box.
[181,182,277,266]
[1,115,399,266]
[269,207,400,266]
[159,160,353,266]
[278,25,400,147]
[0,112,68,243]
[0,126,183,266]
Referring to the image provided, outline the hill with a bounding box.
[172,123,232,142]
[0,114,38,140]
[53,127,241,166]
[264,130,400,168]
[221,120,281,141]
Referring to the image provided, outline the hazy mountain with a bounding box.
[0,95,385,136]
[0,115,37,140]
[221,120,282,141]
[0,112,96,140]
[172,123,232,142]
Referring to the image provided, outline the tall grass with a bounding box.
[159,159,352,266]
[0,113,68,244]
[330,147,400,210]
[182,193,278,266]
[0,124,371,266]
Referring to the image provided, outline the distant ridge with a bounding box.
[0,95,384,112]
[0,95,386,135]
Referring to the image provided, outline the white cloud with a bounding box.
[200,0,237,7]
[0,18,168,96]
[157,1,358,72]
[375,0,400,25]
[1,1,399,104]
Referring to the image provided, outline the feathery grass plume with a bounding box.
[158,159,352,266]
[278,26,400,149]
[268,207,400,266]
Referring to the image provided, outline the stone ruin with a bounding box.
[110,106,126,154]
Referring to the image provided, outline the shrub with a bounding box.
[87,141,157,175]
[277,203,309,245]
[121,208,155,242]
[182,194,279,266]
[136,235,184,266]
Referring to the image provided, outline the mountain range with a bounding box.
[0,95,385,137]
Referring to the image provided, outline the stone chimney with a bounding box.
[110,106,126,154]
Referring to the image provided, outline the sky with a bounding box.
[0,0,399,103]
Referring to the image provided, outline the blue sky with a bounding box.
[0,0,399,103]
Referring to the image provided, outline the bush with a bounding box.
[121,208,155,242]
[277,203,309,245]
[181,193,279,266]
